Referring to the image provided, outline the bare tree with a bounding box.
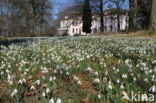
[150,0,156,34]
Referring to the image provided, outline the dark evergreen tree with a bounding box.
[82,0,92,34]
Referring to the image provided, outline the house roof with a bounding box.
[60,8,128,20]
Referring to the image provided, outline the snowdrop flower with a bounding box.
[93,78,100,84]
[49,98,54,103]
[8,80,13,85]
[53,76,56,80]
[49,77,53,82]
[46,88,50,94]
[94,72,99,76]
[73,76,79,81]
[98,94,101,99]
[122,74,128,79]
[36,80,41,85]
[54,70,57,74]
[108,81,112,90]
[144,78,149,82]
[105,71,108,76]
[66,72,69,75]
[11,89,18,97]
[30,85,35,90]
[42,76,45,80]
[133,77,136,82]
[77,80,81,85]
[149,85,156,93]
[113,67,116,70]
[120,84,124,89]
[86,67,92,73]
[22,78,26,83]
[116,80,120,84]
[42,92,46,97]
[103,77,107,81]
[42,67,48,73]
[18,80,23,85]
[1,71,4,75]
[56,98,61,103]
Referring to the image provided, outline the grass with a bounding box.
[0,36,156,103]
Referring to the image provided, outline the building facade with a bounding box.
[58,10,129,36]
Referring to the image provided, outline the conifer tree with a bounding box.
[82,0,92,35]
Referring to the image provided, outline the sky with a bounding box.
[52,0,74,15]
[52,0,129,19]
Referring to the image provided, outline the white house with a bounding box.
[58,9,129,36]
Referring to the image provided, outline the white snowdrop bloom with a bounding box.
[6,69,10,73]
[42,67,48,73]
[105,71,108,76]
[7,74,12,80]
[53,76,56,80]
[103,63,107,67]
[118,60,121,64]
[77,80,81,85]
[24,72,27,75]
[48,98,54,103]
[122,91,130,100]
[116,69,120,73]
[49,77,53,82]
[149,85,156,93]
[11,89,18,97]
[1,71,4,75]
[94,72,99,76]
[60,70,63,74]
[98,94,101,99]
[46,88,50,94]
[133,77,137,82]
[108,81,112,90]
[86,67,92,73]
[22,78,26,83]
[149,70,153,73]
[66,72,69,75]
[30,85,35,90]
[36,80,40,85]
[54,70,57,74]
[42,76,45,80]
[103,77,107,81]
[56,98,61,103]
[42,92,46,97]
[122,74,128,79]
[86,55,90,58]
[93,78,100,84]
[73,76,79,81]
[113,67,116,70]
[120,84,124,89]
[116,80,120,84]
[18,80,23,85]
[8,80,13,85]
[144,78,149,82]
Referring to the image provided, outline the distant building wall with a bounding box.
[58,14,129,36]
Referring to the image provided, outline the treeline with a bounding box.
[0,0,56,37]
[71,0,156,34]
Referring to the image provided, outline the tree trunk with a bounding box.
[129,0,137,32]
[116,0,120,32]
[150,0,156,34]
[100,0,104,32]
